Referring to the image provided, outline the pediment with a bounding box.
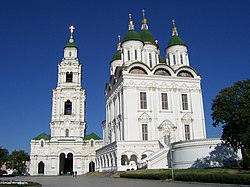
[138,112,151,122]
[181,113,193,123]
[158,120,175,131]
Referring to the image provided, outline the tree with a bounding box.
[0,147,9,166]
[211,79,250,168]
[9,150,30,171]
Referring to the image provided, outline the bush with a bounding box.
[175,173,250,185]
[120,172,171,180]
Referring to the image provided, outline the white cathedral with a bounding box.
[30,11,237,175]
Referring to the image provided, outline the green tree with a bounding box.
[211,79,250,168]
[9,150,30,171]
[0,147,9,166]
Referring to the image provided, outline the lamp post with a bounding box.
[170,147,175,180]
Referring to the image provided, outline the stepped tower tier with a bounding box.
[50,26,86,139]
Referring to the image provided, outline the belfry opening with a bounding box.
[59,153,73,175]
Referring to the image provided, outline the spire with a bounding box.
[69,25,75,43]
[117,35,121,50]
[141,9,148,30]
[128,13,135,31]
[171,20,178,36]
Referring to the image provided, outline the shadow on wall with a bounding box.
[191,144,238,168]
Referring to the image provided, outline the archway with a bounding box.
[38,161,44,174]
[59,153,73,175]
[89,161,95,172]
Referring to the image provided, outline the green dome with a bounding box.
[65,42,77,48]
[140,30,154,43]
[123,30,140,42]
[111,50,121,61]
[159,56,166,63]
[167,35,185,48]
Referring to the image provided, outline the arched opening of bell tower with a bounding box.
[59,153,73,175]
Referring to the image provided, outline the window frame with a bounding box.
[184,124,190,140]
[161,93,168,110]
[181,94,189,110]
[140,92,147,110]
[142,124,148,141]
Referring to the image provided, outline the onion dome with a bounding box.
[65,25,77,47]
[123,14,140,42]
[111,35,122,61]
[167,20,186,48]
[140,9,155,43]
[159,56,166,63]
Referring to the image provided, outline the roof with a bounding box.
[167,35,186,48]
[84,132,101,140]
[33,133,51,140]
[111,50,121,61]
[140,30,154,43]
[65,42,77,48]
[123,30,140,42]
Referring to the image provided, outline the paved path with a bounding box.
[2,176,245,187]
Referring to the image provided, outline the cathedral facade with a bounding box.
[29,28,103,175]
[95,11,230,171]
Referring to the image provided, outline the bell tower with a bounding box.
[50,26,86,139]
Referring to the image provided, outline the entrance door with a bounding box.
[89,161,95,172]
[59,153,73,175]
[38,161,44,174]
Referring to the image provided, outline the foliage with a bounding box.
[119,168,250,184]
[175,173,250,185]
[211,79,250,168]
[7,150,30,171]
[0,147,9,166]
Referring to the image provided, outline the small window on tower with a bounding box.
[127,50,131,61]
[135,50,137,60]
[66,129,69,137]
[69,52,72,57]
[64,100,72,115]
[66,72,73,83]
[149,53,152,68]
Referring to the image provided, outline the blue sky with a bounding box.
[0,0,249,153]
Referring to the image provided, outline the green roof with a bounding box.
[33,133,51,140]
[123,30,140,42]
[65,42,77,48]
[140,30,154,43]
[111,50,121,61]
[84,133,101,140]
[159,56,166,63]
[167,35,186,48]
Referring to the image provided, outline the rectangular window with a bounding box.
[135,50,137,60]
[184,124,190,140]
[161,93,168,110]
[181,94,188,110]
[140,92,147,109]
[173,54,176,65]
[142,124,148,140]
[127,50,130,60]
[180,54,184,64]
[149,53,152,68]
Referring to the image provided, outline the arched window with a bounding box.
[121,155,128,166]
[177,71,194,78]
[66,129,69,137]
[40,140,44,147]
[66,72,73,83]
[64,100,72,115]
[129,67,147,75]
[69,52,72,57]
[154,68,171,76]
[90,140,94,147]
[38,161,44,174]
[141,154,147,160]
